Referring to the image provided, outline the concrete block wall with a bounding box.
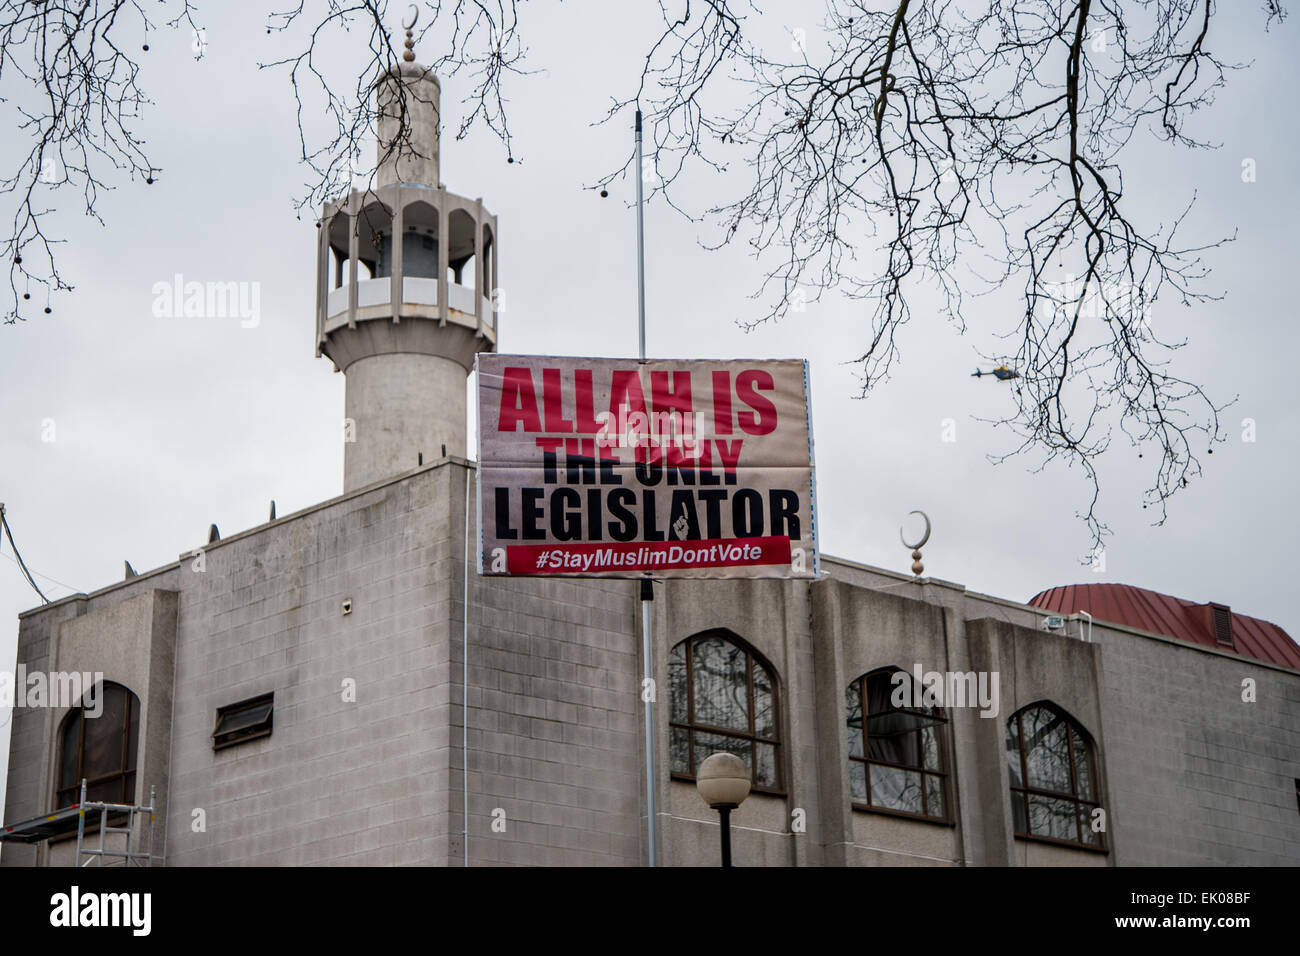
[163,469,454,865]
[449,463,644,866]
[40,589,177,868]
[2,568,181,868]
[1092,624,1300,865]
[656,577,808,867]
[967,617,1110,866]
[2,597,89,867]
[825,582,966,866]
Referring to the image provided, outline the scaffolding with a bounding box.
[75,779,156,867]
[0,779,156,867]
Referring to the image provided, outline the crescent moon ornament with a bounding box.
[899,510,931,577]
[401,5,419,61]
[899,510,931,550]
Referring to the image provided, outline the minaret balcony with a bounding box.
[323,276,496,339]
[315,183,498,357]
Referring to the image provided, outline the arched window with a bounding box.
[393,199,440,280]
[667,631,781,791]
[448,208,477,289]
[56,681,140,809]
[1006,703,1103,848]
[845,668,950,821]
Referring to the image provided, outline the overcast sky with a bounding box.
[2,2,1296,812]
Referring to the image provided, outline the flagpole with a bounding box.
[636,110,647,361]
[635,107,658,867]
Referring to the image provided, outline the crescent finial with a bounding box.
[899,510,931,551]
[401,5,419,61]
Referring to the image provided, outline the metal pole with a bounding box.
[97,801,106,866]
[463,465,472,866]
[641,578,656,866]
[76,778,87,865]
[123,789,133,865]
[635,108,658,867]
[636,109,647,360]
[719,806,732,868]
[146,785,155,867]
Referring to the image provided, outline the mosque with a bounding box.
[3,37,1298,867]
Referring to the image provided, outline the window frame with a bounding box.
[668,631,785,795]
[1007,702,1107,852]
[212,692,275,751]
[846,667,954,825]
[55,681,139,810]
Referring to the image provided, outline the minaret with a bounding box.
[315,24,498,492]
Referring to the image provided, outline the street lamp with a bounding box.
[695,752,751,867]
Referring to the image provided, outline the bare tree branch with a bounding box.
[0,0,528,323]
[0,0,1287,554]
[603,0,1281,553]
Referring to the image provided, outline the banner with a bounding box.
[476,355,818,579]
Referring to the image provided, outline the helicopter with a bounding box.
[971,365,1020,381]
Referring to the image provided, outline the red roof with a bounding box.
[1029,583,1300,671]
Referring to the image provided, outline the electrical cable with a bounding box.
[0,549,78,595]
[0,506,51,604]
